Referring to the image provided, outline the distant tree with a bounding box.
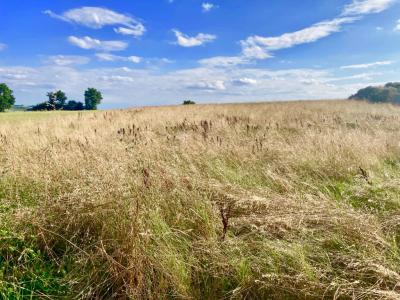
[54,90,67,109]
[46,92,57,110]
[84,88,103,110]
[0,83,16,112]
[183,100,196,105]
[64,100,84,111]
[29,101,53,111]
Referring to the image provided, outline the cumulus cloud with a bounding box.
[340,60,394,69]
[241,17,357,59]
[342,0,396,16]
[44,7,146,37]
[172,30,216,47]
[202,2,217,12]
[68,36,128,51]
[45,55,90,66]
[96,53,142,63]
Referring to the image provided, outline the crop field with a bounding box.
[0,100,400,299]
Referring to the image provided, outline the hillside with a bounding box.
[1,100,400,299]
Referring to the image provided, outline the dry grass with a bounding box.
[1,100,400,299]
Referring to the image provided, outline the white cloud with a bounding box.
[199,56,249,67]
[100,75,135,82]
[238,0,395,61]
[68,36,128,51]
[241,17,357,59]
[2,63,383,107]
[340,60,394,69]
[0,43,7,51]
[326,72,381,82]
[395,19,400,31]
[172,30,216,47]
[45,55,90,66]
[96,53,142,63]
[202,2,217,12]
[231,78,258,86]
[187,80,226,91]
[114,26,146,37]
[342,0,396,16]
[44,7,146,37]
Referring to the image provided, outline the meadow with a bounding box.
[0,100,400,299]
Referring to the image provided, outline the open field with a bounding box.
[1,100,400,299]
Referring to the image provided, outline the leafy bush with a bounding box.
[64,100,84,111]
[183,100,196,105]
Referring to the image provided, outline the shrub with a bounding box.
[183,100,196,105]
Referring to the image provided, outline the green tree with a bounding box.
[55,90,67,109]
[64,100,84,111]
[84,88,103,110]
[46,92,57,110]
[0,83,16,112]
[350,83,400,104]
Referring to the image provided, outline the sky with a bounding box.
[1,0,400,108]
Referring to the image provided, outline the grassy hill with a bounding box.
[1,100,400,299]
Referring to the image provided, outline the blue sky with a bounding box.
[1,0,400,108]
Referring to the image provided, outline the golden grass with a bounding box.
[1,100,400,299]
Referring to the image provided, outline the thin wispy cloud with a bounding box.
[45,55,90,66]
[172,30,216,47]
[44,7,146,37]
[231,78,258,86]
[202,2,217,12]
[0,43,7,51]
[199,56,249,67]
[68,36,128,51]
[241,17,357,59]
[341,60,394,69]
[342,0,396,16]
[238,0,396,62]
[96,53,142,63]
[114,26,145,37]
[187,80,226,91]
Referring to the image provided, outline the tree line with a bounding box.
[0,83,103,112]
[349,82,400,104]
[30,88,103,111]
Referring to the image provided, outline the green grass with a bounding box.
[0,110,91,123]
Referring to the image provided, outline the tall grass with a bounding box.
[1,100,400,299]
